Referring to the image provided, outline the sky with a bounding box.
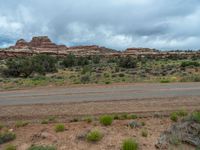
[0,0,200,50]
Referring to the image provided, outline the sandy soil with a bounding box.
[0,117,195,150]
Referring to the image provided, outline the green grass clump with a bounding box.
[5,144,16,150]
[122,138,138,150]
[176,110,188,117]
[99,115,113,126]
[129,114,137,119]
[15,121,29,128]
[0,131,16,144]
[27,145,56,150]
[86,130,103,142]
[191,112,200,123]
[141,130,148,137]
[170,112,178,122]
[160,78,170,83]
[55,124,65,132]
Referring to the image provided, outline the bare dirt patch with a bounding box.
[0,117,183,150]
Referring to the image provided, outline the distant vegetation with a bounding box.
[0,54,200,89]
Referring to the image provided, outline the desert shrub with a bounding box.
[176,110,188,117]
[32,54,57,75]
[99,115,113,126]
[105,81,111,84]
[27,145,56,150]
[191,112,200,123]
[62,54,76,68]
[0,131,16,144]
[15,121,29,128]
[141,130,148,137]
[92,55,101,64]
[129,114,137,119]
[181,61,200,67]
[104,73,110,78]
[119,73,125,77]
[3,57,33,78]
[122,138,138,150]
[118,56,137,68]
[169,135,181,145]
[0,124,4,130]
[80,75,90,84]
[81,66,91,74]
[113,114,120,120]
[196,147,200,150]
[160,78,170,83]
[47,116,56,122]
[5,144,16,150]
[77,57,89,66]
[55,124,65,132]
[170,112,178,122]
[120,113,129,120]
[84,117,93,123]
[141,122,146,126]
[41,120,49,124]
[86,130,103,142]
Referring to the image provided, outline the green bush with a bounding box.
[5,144,16,150]
[160,79,170,83]
[27,145,56,150]
[181,61,200,67]
[191,112,200,123]
[3,57,33,78]
[80,75,90,84]
[55,124,65,132]
[119,73,125,77]
[170,112,178,122]
[122,138,138,150]
[62,54,76,68]
[176,110,188,117]
[118,56,137,68]
[3,55,57,77]
[31,54,57,75]
[99,115,113,126]
[86,130,103,142]
[129,114,137,119]
[0,131,16,144]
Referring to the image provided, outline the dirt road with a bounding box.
[0,82,200,105]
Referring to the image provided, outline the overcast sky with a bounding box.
[0,0,200,50]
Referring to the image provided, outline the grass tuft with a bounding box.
[122,138,138,150]
[86,130,103,142]
[99,115,113,126]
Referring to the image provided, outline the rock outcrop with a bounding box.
[0,36,200,59]
[124,48,158,55]
[155,115,200,149]
[1,36,119,58]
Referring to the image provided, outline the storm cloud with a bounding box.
[0,0,200,50]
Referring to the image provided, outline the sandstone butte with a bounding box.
[0,36,200,59]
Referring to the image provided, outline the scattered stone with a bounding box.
[156,118,200,149]
[128,121,141,128]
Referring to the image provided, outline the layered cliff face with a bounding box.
[124,48,158,55]
[4,36,119,56]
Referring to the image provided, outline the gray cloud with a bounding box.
[0,0,200,50]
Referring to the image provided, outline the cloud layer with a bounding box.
[0,0,200,50]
